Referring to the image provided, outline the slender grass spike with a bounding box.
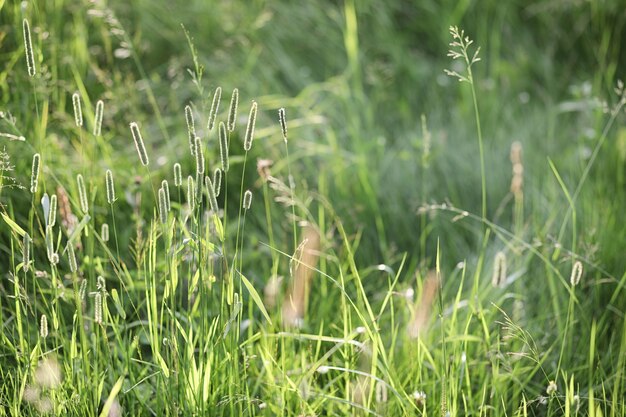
[30,153,40,193]
[23,19,36,77]
[77,174,88,213]
[228,88,239,132]
[105,169,116,204]
[72,92,83,127]
[208,87,222,131]
[219,121,229,172]
[94,100,104,136]
[244,101,257,151]
[130,122,149,166]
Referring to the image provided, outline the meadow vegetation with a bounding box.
[1,0,626,415]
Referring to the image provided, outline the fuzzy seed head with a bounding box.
[185,105,196,155]
[187,176,195,211]
[67,242,77,273]
[72,92,83,127]
[546,380,557,395]
[77,174,89,213]
[158,187,168,224]
[492,251,507,287]
[94,100,104,136]
[205,175,219,214]
[278,107,287,143]
[45,225,55,263]
[40,314,48,338]
[97,275,106,292]
[243,189,252,210]
[244,101,258,151]
[79,279,87,300]
[23,233,31,272]
[94,292,103,324]
[570,261,583,286]
[213,168,222,197]
[105,169,116,204]
[23,19,36,77]
[173,163,182,187]
[48,194,57,227]
[161,180,170,212]
[130,122,149,166]
[375,381,388,404]
[207,87,222,131]
[194,137,204,175]
[228,88,239,132]
[30,153,40,193]
[101,223,109,242]
[219,121,229,172]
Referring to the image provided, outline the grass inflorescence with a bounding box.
[1,2,625,417]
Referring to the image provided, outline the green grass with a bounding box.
[1,0,626,415]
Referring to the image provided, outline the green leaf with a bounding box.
[1,212,26,237]
[99,375,125,417]
[111,289,126,319]
[239,271,272,325]
[212,213,224,242]
[67,214,91,243]
[156,351,170,378]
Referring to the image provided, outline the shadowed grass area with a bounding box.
[1,0,625,415]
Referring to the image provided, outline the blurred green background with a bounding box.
[2,0,625,284]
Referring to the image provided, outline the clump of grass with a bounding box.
[2,6,625,417]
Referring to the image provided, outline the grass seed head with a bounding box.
[375,381,388,404]
[45,225,56,264]
[23,233,31,272]
[77,174,89,213]
[97,275,106,292]
[48,194,57,227]
[79,279,87,300]
[213,167,222,197]
[243,189,252,210]
[158,187,168,224]
[194,137,204,175]
[228,88,239,132]
[185,104,196,155]
[219,121,229,172]
[72,92,83,127]
[30,153,40,193]
[40,314,48,338]
[187,175,195,210]
[105,169,116,204]
[492,251,507,287]
[161,179,170,211]
[278,107,287,143]
[23,19,36,77]
[570,261,583,286]
[204,175,219,214]
[244,101,258,151]
[207,86,222,131]
[173,163,182,187]
[95,292,103,324]
[67,242,77,273]
[101,223,109,242]
[130,122,149,166]
[94,100,104,136]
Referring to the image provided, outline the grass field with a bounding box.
[1,0,626,415]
